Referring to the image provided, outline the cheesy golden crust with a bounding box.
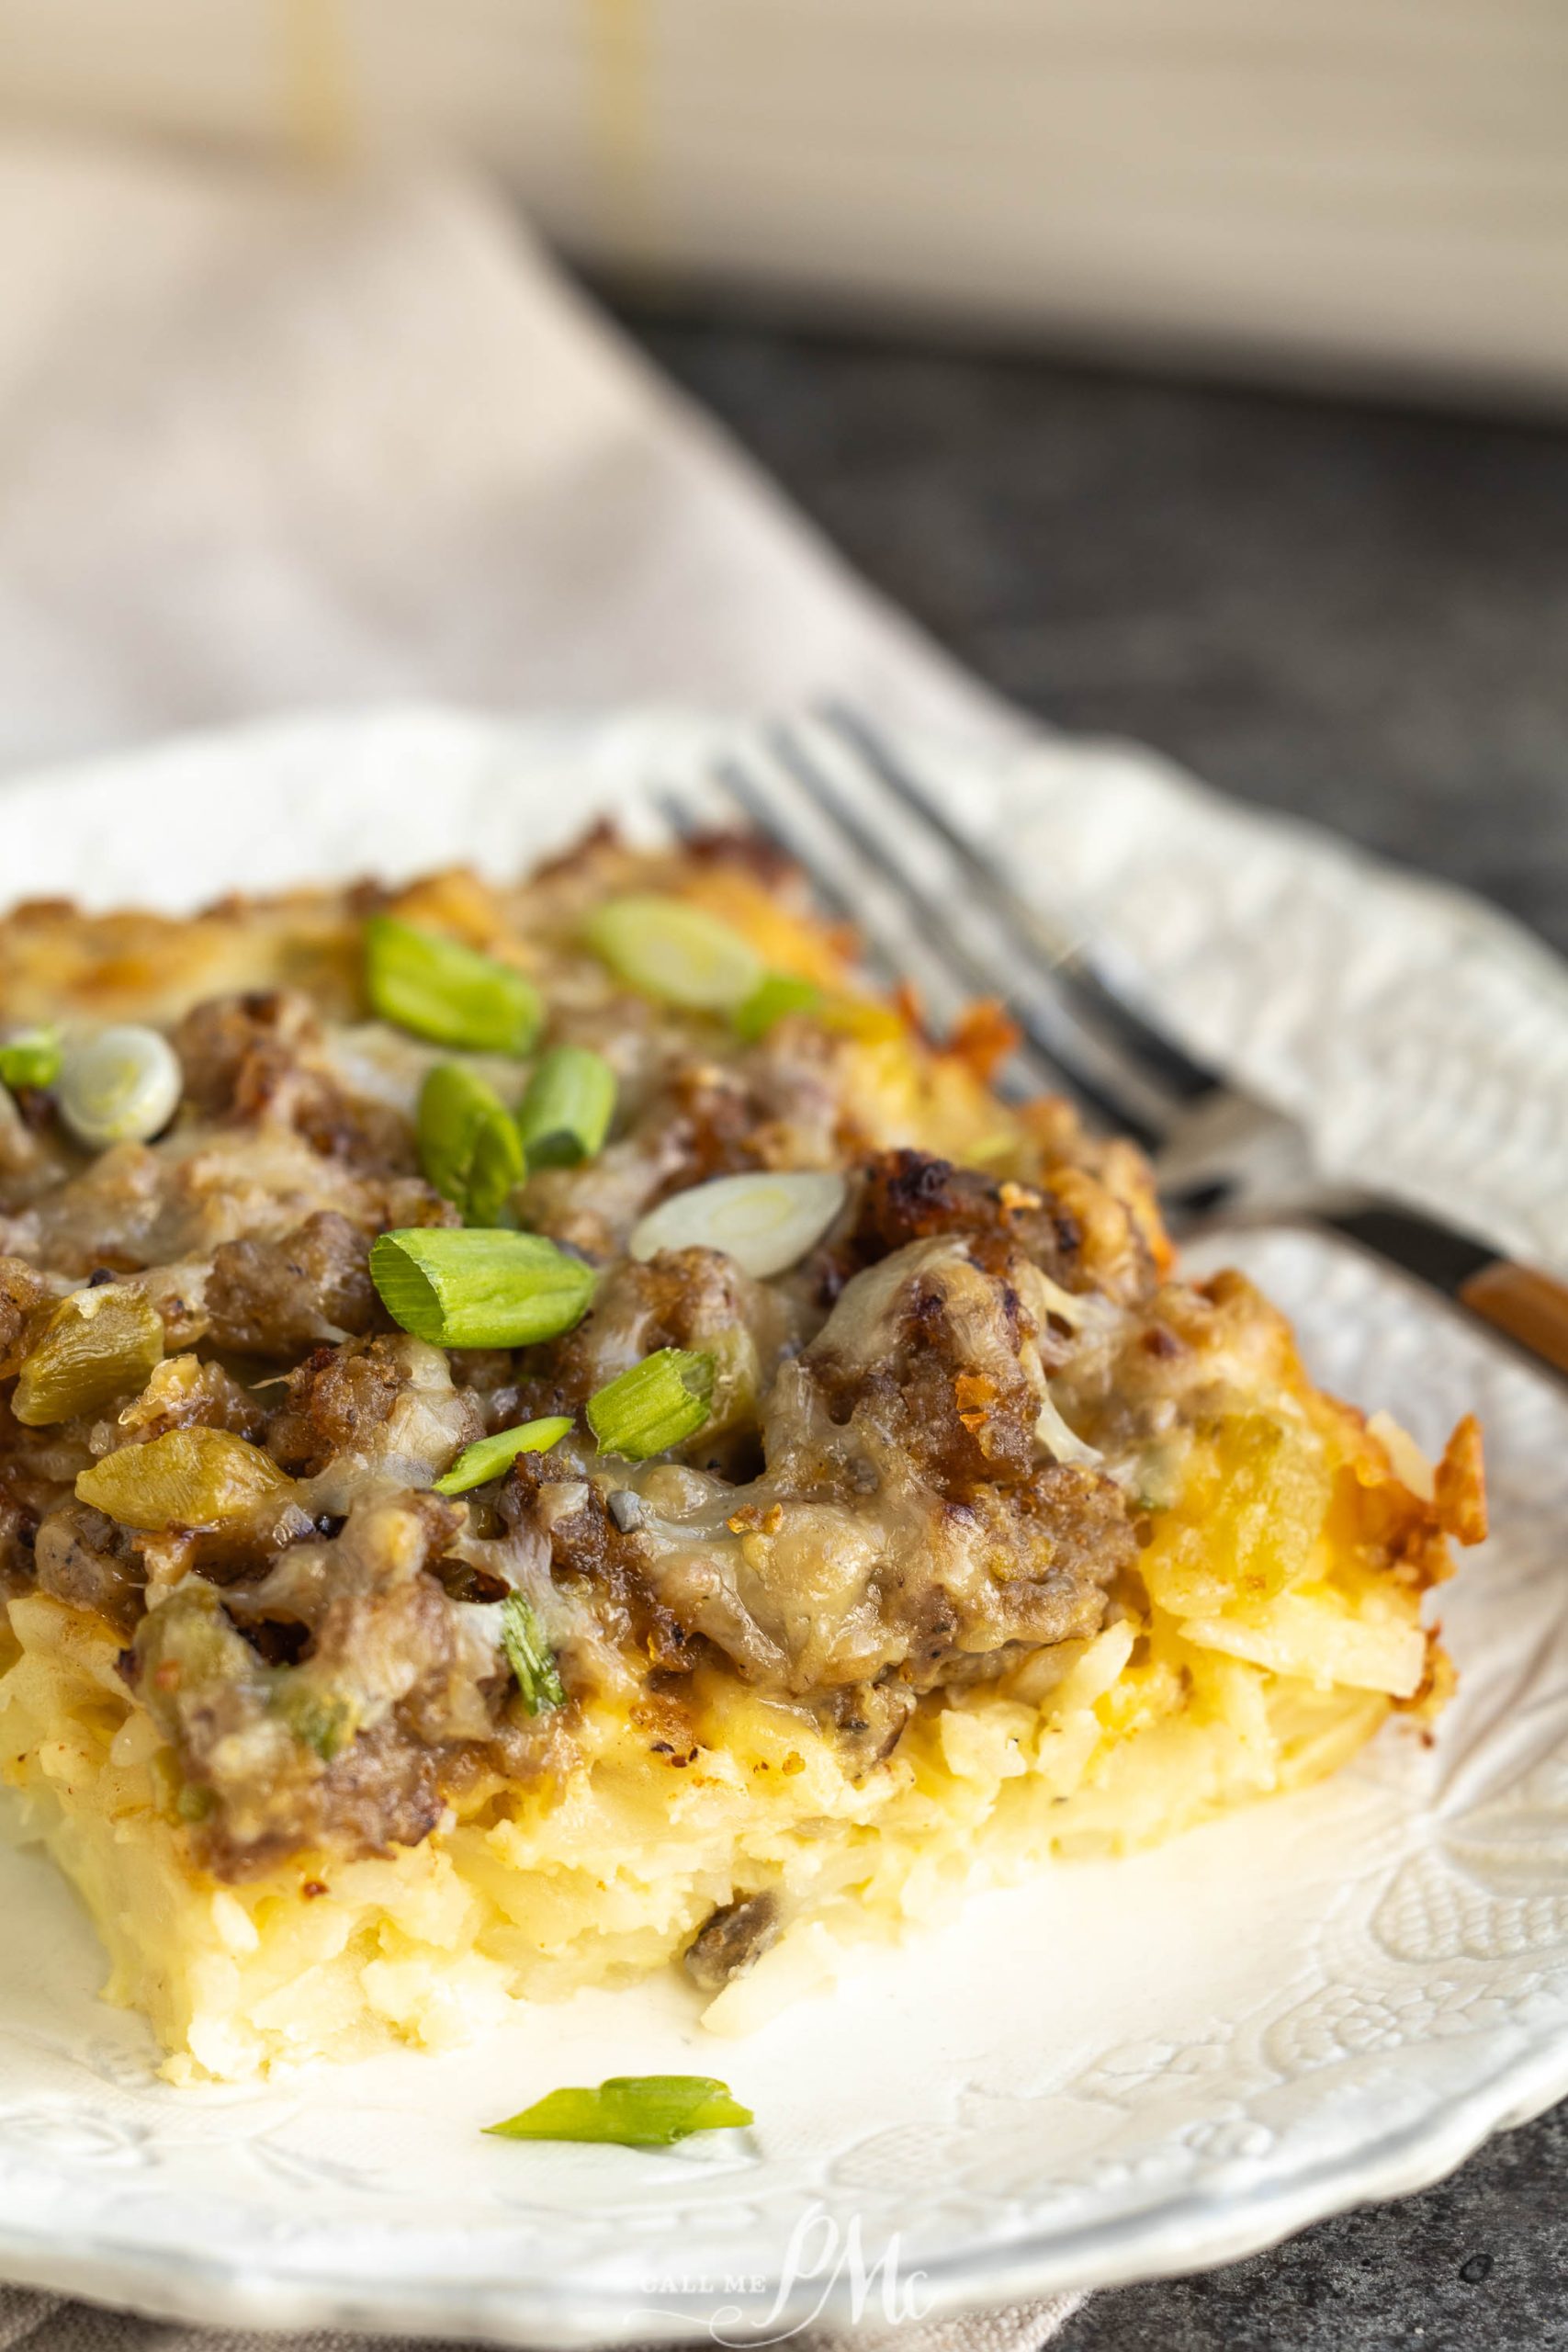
[0,831,1484,2080]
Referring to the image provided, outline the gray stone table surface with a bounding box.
[608,290,1568,2349]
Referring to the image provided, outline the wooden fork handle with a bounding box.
[1327,1207,1568,1381]
[1458,1259,1568,1377]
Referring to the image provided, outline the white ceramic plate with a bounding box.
[2,707,1566,2346]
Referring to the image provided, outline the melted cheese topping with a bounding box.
[0,834,1483,2080]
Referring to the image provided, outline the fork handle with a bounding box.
[1457,1260,1568,1377]
[1328,1207,1568,1379]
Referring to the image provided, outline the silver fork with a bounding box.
[662,706,1568,1383]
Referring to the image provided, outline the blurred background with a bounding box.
[1,6,1566,2343]
[6,0,1568,396]
[0,0,1562,960]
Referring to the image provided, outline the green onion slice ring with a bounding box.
[515,1045,616,1168]
[628,1170,846,1281]
[485,2075,752,2146]
[434,1416,574,1495]
[365,915,542,1054]
[586,1348,716,1459]
[418,1063,525,1225]
[57,1026,182,1148]
[732,971,822,1042]
[369,1228,596,1348]
[0,1028,62,1092]
[583,896,763,1012]
[498,1589,568,1713]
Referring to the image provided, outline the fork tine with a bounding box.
[709,761,866,944]
[714,747,1076,1104]
[716,741,1100,1115]
[715,750,967,1021]
[819,705,1220,1110]
[662,768,874,945]
[655,785,705,842]
[766,718,1173,1146]
[659,776,892,967]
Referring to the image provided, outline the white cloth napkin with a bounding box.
[0,129,1014,781]
[0,130,1075,2352]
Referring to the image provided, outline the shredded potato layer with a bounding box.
[0,836,1483,2082]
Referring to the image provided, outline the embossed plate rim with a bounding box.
[1,707,1564,2344]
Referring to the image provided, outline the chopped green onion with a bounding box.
[500,1590,567,1713]
[434,1416,574,1495]
[58,1026,183,1148]
[365,915,542,1054]
[587,1348,715,1459]
[629,1170,846,1280]
[369,1228,597,1349]
[0,1028,62,1091]
[583,896,763,1012]
[485,2075,752,2146]
[418,1064,525,1225]
[515,1045,616,1168]
[733,972,822,1043]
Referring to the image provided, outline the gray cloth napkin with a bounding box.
[0,130,1076,2352]
[0,2290,1082,2352]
